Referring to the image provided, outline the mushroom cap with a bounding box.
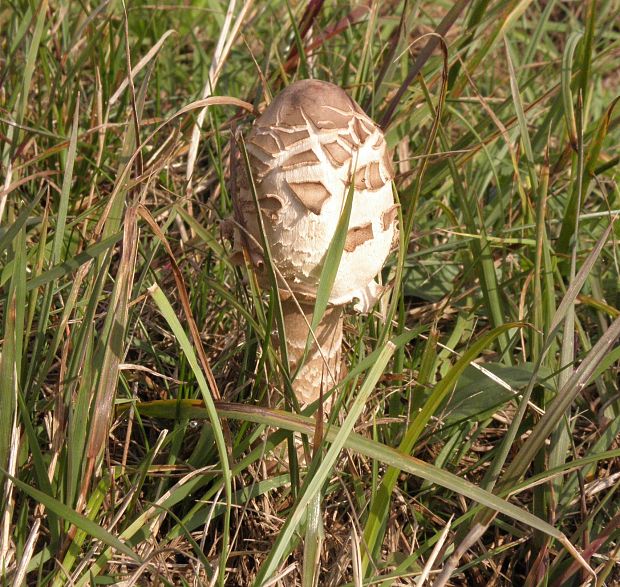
[235,79,398,311]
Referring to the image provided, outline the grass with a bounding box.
[1,0,619,585]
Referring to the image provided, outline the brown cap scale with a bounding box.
[232,79,397,409]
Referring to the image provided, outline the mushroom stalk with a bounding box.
[279,299,343,409]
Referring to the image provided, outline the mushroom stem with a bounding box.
[279,299,343,411]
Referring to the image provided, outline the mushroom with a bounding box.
[232,79,397,411]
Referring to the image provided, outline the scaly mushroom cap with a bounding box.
[236,79,398,311]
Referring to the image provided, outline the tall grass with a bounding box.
[1,1,619,585]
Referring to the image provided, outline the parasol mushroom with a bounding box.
[232,79,398,411]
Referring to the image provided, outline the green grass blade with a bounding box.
[2,470,141,563]
[505,315,620,486]
[253,336,399,584]
[310,172,355,335]
[149,284,232,585]
[129,399,570,545]
[362,323,522,573]
[22,232,123,291]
